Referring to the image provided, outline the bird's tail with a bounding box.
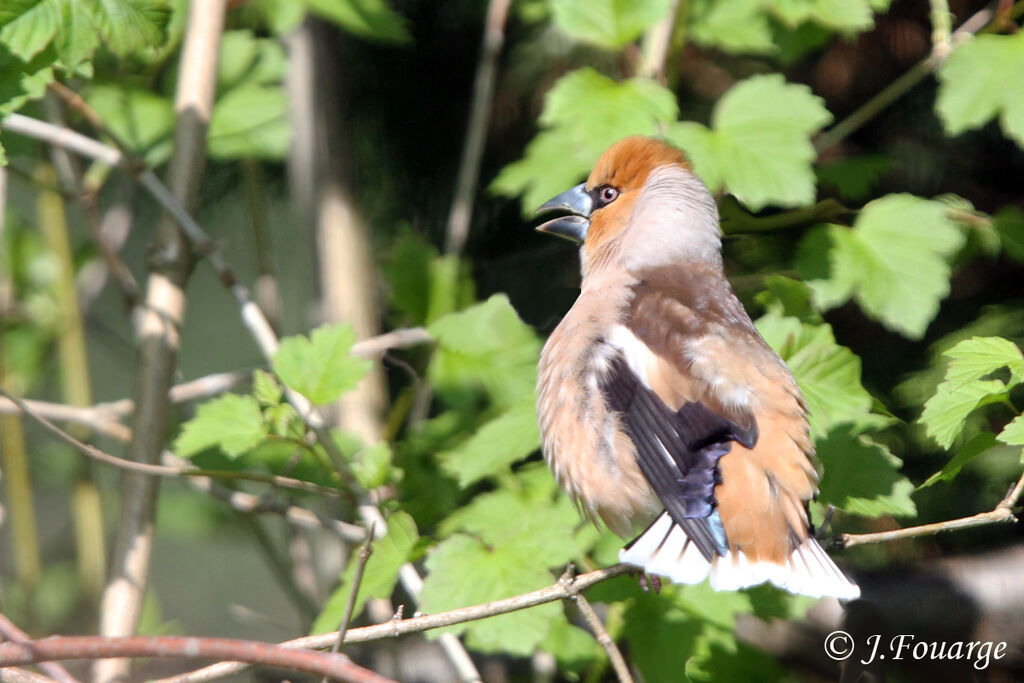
[619,512,860,599]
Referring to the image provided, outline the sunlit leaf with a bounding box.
[304,0,409,44]
[438,399,540,487]
[174,394,267,459]
[273,324,373,405]
[549,0,672,49]
[816,427,916,517]
[936,33,1024,149]
[998,415,1024,449]
[667,74,832,210]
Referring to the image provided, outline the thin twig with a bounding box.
[637,0,681,82]
[838,466,1024,548]
[444,0,512,256]
[0,386,342,498]
[0,636,395,683]
[559,566,633,683]
[929,0,954,59]
[332,521,376,655]
[152,564,634,683]
[815,4,996,154]
[0,614,79,683]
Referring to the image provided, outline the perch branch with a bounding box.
[837,465,1024,548]
[559,566,633,683]
[0,636,394,683]
[0,614,78,683]
[152,564,634,683]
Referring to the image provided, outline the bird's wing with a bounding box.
[600,346,755,561]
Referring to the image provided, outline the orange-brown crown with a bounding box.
[583,137,691,260]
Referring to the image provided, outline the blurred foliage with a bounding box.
[2,0,1024,681]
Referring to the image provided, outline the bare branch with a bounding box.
[444,0,512,256]
[0,635,394,683]
[153,564,633,683]
[331,521,377,657]
[0,614,79,683]
[815,4,997,154]
[838,466,1024,548]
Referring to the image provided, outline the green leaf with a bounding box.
[84,84,174,165]
[689,0,775,55]
[491,68,678,214]
[769,0,874,32]
[0,40,55,116]
[753,275,821,324]
[252,369,283,407]
[0,0,59,60]
[998,415,1024,449]
[798,195,965,339]
[943,336,1024,386]
[936,33,1024,149]
[53,0,97,72]
[816,427,916,517]
[438,400,540,487]
[304,0,409,44]
[437,477,581,566]
[920,379,1007,449]
[174,394,267,459]
[0,0,45,29]
[919,432,1001,488]
[310,512,419,634]
[666,74,833,210]
[755,311,877,438]
[208,85,290,159]
[427,294,541,409]
[549,0,672,49]
[273,324,373,405]
[91,0,171,56]
[419,534,562,655]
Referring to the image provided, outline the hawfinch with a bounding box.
[535,136,859,599]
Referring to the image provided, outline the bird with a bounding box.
[534,136,859,599]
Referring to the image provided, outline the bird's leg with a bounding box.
[635,571,662,593]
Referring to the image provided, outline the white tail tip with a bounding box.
[619,512,860,600]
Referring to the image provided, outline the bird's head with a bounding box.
[536,136,721,275]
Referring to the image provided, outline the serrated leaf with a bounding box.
[797,195,965,339]
[304,0,409,44]
[815,155,891,202]
[273,324,373,405]
[438,400,540,487]
[936,33,1024,149]
[53,0,98,72]
[492,68,678,214]
[252,369,283,407]
[311,512,418,634]
[689,0,775,55]
[919,432,1001,488]
[549,0,672,49]
[753,275,821,324]
[816,427,916,517]
[92,0,170,56]
[174,394,267,459]
[427,294,541,409]
[420,534,562,655]
[0,0,58,60]
[755,311,875,438]
[666,74,833,210]
[437,479,581,565]
[944,336,1024,386]
[920,378,1007,449]
[997,415,1024,448]
[0,40,55,116]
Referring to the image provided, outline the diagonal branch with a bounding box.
[837,465,1024,548]
[0,635,394,683]
[152,564,634,683]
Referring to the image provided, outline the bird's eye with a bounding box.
[598,185,619,205]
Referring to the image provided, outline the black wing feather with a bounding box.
[602,354,758,560]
